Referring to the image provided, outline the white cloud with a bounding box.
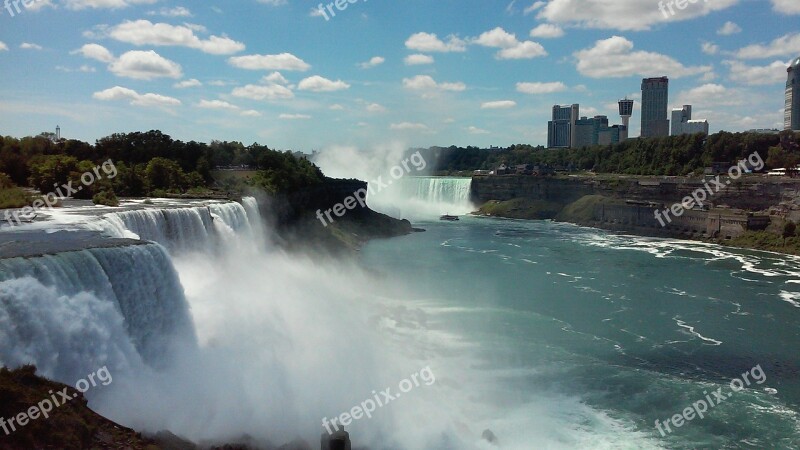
[404,54,435,65]
[109,50,183,80]
[0,42,7,52]
[473,27,547,60]
[174,78,202,88]
[366,103,386,113]
[405,32,466,52]
[717,21,741,36]
[197,99,239,110]
[93,86,181,108]
[263,71,290,85]
[481,100,517,109]
[229,53,310,71]
[403,75,466,92]
[297,76,350,92]
[108,20,245,55]
[516,81,568,94]
[524,1,546,14]
[20,43,43,50]
[675,84,745,107]
[536,0,737,31]
[241,110,262,117]
[148,6,192,17]
[390,122,429,131]
[72,43,115,63]
[574,36,712,78]
[64,0,157,11]
[530,24,564,38]
[232,84,294,101]
[467,126,490,134]
[359,56,385,69]
[735,33,800,59]
[701,42,719,55]
[279,113,311,120]
[329,104,344,110]
[724,60,789,86]
[772,0,800,14]
[258,0,288,5]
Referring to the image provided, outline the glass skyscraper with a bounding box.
[787,57,800,131]
[641,77,670,138]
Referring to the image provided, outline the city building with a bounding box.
[641,77,670,138]
[671,105,709,136]
[573,115,627,148]
[787,56,800,131]
[618,98,634,140]
[547,104,579,148]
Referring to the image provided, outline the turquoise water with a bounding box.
[362,217,800,448]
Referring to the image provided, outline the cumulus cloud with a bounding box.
[20,43,43,50]
[574,36,712,78]
[405,32,467,52]
[196,99,239,110]
[358,56,385,69]
[772,0,800,14]
[231,72,295,101]
[228,53,310,71]
[466,126,490,134]
[108,20,245,55]
[717,21,741,36]
[516,81,568,94]
[724,60,790,86]
[675,84,745,107]
[481,100,517,109]
[279,113,312,120]
[297,76,350,92]
[174,78,202,88]
[64,0,158,10]
[109,50,183,80]
[71,43,115,63]
[404,54,434,65]
[148,6,192,17]
[366,103,386,113]
[536,0,737,31]
[473,27,547,59]
[93,86,181,108]
[735,33,800,59]
[403,75,466,92]
[0,42,7,52]
[390,122,429,131]
[530,24,564,38]
[701,42,719,55]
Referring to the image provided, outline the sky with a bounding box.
[0,0,798,151]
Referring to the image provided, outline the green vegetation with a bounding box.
[0,131,325,200]
[728,231,800,256]
[92,190,119,207]
[477,198,564,220]
[0,172,31,209]
[422,130,800,176]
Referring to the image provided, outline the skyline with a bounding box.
[0,0,799,151]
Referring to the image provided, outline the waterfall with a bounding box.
[100,198,263,252]
[368,177,475,220]
[0,243,195,381]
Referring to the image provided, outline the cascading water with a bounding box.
[368,177,475,220]
[0,243,194,381]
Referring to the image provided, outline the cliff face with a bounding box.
[471,175,800,240]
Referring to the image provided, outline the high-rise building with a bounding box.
[671,105,709,136]
[786,56,800,131]
[548,104,579,148]
[618,98,634,139]
[572,115,626,148]
[641,77,670,138]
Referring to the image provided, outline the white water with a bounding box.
[368,177,475,220]
[0,197,654,449]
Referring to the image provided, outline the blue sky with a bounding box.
[0,0,798,151]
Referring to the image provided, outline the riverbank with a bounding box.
[471,174,800,256]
